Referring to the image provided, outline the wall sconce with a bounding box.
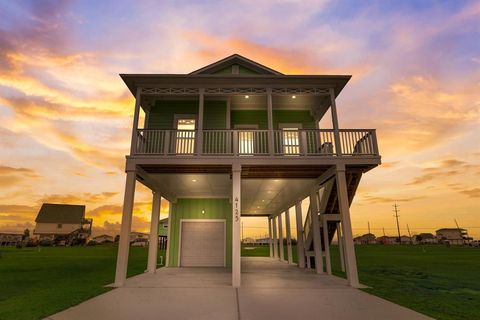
[201,209,205,215]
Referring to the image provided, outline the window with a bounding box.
[175,117,196,154]
[279,123,302,155]
[57,224,62,229]
[235,125,259,155]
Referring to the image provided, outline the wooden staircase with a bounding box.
[303,171,362,260]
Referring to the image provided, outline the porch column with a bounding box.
[272,216,278,258]
[295,202,306,268]
[310,190,324,274]
[321,214,332,275]
[114,169,136,286]
[267,88,274,155]
[129,88,142,155]
[337,222,345,272]
[329,88,342,156]
[147,191,161,273]
[285,209,293,264]
[278,214,284,261]
[197,88,205,155]
[165,202,173,267]
[336,164,360,287]
[232,163,241,287]
[268,218,273,258]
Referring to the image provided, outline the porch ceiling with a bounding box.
[147,173,316,216]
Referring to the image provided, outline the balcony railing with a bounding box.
[135,129,379,157]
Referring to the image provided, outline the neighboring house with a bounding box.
[376,236,397,245]
[242,237,256,244]
[33,203,92,245]
[353,233,376,245]
[0,233,22,246]
[113,54,381,288]
[255,237,270,245]
[158,217,168,249]
[93,234,114,244]
[130,231,148,244]
[415,233,437,244]
[400,235,412,244]
[436,228,470,245]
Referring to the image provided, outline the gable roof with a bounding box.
[35,203,85,224]
[189,54,283,75]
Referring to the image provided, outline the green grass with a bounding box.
[1,244,478,320]
[242,244,480,320]
[0,245,165,320]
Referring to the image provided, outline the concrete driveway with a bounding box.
[47,257,432,320]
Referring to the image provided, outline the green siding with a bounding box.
[231,110,315,129]
[147,100,227,129]
[167,198,232,267]
[148,100,198,129]
[238,65,259,74]
[213,66,232,74]
[273,110,316,129]
[231,110,268,129]
[204,101,227,129]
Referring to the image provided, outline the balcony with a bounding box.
[134,129,379,157]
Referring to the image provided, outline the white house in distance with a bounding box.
[33,203,92,244]
[436,228,470,245]
[113,54,381,288]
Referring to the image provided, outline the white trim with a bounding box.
[178,219,227,267]
[173,114,198,129]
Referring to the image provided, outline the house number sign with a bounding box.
[234,197,239,222]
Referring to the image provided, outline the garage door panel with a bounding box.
[180,221,225,267]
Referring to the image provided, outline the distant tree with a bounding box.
[22,229,30,240]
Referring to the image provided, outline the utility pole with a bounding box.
[407,224,412,244]
[393,204,401,244]
[383,227,386,237]
[368,221,371,234]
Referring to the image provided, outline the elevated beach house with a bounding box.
[114,54,381,287]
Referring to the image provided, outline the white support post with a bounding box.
[278,214,284,261]
[337,222,345,272]
[165,202,173,267]
[295,202,306,268]
[129,88,142,156]
[268,218,273,258]
[322,214,332,275]
[267,88,274,155]
[329,88,342,156]
[197,88,205,155]
[114,170,136,286]
[336,164,360,287]
[310,190,324,274]
[272,216,278,259]
[285,209,293,264]
[147,192,161,273]
[232,164,241,287]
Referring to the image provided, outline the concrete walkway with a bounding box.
[47,257,432,320]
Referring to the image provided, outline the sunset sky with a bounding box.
[0,0,479,239]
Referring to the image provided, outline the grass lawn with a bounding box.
[0,245,165,320]
[242,244,480,320]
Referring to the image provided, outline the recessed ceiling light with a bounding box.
[245,95,249,99]
[261,200,265,202]
[257,206,260,209]
[192,179,197,182]
[292,95,296,99]
[274,179,279,182]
